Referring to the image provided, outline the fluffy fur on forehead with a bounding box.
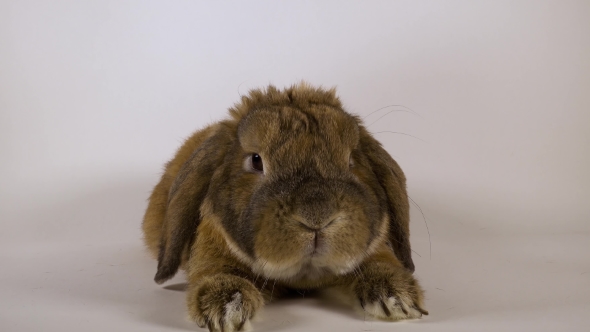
[229,82,343,120]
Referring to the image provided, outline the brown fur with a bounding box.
[142,83,427,331]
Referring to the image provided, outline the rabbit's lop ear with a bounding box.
[154,127,232,284]
[359,127,415,272]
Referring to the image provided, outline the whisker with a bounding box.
[237,79,249,98]
[262,276,270,290]
[254,261,267,285]
[252,259,260,284]
[363,105,422,119]
[295,289,306,298]
[408,195,432,260]
[366,110,395,128]
[371,131,426,143]
[270,279,277,302]
[386,229,423,257]
[264,277,269,287]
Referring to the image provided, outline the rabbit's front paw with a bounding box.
[188,274,264,332]
[354,266,428,321]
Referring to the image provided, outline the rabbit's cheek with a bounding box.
[250,219,311,278]
[321,220,372,270]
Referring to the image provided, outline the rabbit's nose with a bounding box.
[296,216,336,231]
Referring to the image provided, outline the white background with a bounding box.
[1,1,589,331]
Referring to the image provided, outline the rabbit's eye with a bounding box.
[243,153,264,174]
[251,154,264,172]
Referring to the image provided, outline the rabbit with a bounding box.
[142,82,428,332]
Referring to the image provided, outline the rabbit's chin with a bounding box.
[251,252,365,283]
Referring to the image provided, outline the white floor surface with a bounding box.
[1,175,588,332]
